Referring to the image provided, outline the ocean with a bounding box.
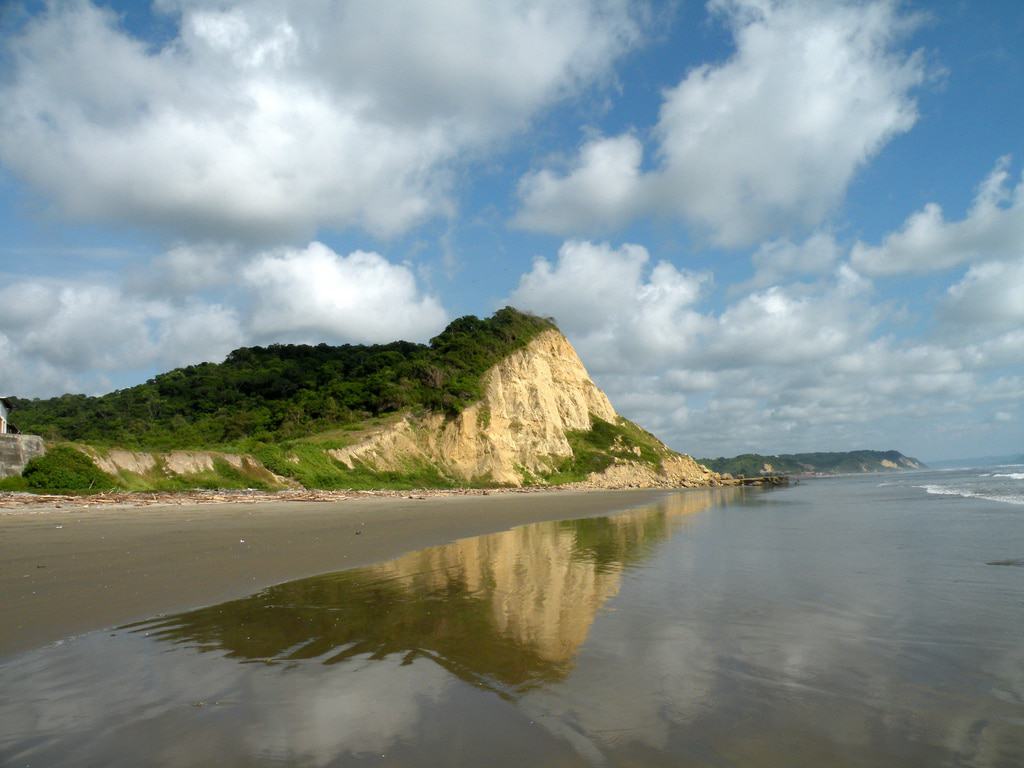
[1,472,1022,766]
[900,464,1024,507]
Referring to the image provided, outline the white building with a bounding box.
[0,398,11,434]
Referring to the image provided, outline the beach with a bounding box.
[3,475,1021,765]
[0,488,665,658]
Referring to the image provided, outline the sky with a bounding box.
[0,0,1021,462]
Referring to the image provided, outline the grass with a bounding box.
[17,445,118,494]
[542,417,672,485]
[286,413,405,448]
[0,443,282,495]
[10,308,557,448]
[0,476,29,492]
[109,456,278,492]
[252,440,471,490]
[0,414,680,495]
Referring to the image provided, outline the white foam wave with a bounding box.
[993,473,1024,480]
[915,484,1024,506]
[917,484,962,496]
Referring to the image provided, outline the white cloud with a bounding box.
[706,270,875,368]
[510,239,875,374]
[0,242,449,397]
[514,134,645,234]
[851,156,1024,275]
[503,237,1022,459]
[739,233,841,292]
[515,0,926,247]
[507,240,711,372]
[137,243,240,296]
[968,330,1024,369]
[0,282,160,372]
[506,237,874,384]
[943,257,1024,327]
[155,302,247,367]
[243,242,448,344]
[0,0,642,241]
[0,278,244,397]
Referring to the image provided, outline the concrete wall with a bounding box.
[0,435,46,479]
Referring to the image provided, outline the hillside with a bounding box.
[10,308,557,448]
[699,450,926,477]
[3,309,723,493]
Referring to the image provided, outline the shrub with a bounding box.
[0,475,28,492]
[21,446,116,492]
[10,308,557,449]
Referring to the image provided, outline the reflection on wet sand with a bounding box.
[130,489,723,694]
[4,479,1020,767]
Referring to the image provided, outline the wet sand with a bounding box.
[0,489,665,658]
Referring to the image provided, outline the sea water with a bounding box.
[1,475,1022,766]
[904,464,1024,507]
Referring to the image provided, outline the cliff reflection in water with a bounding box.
[131,490,723,694]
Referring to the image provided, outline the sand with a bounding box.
[0,489,666,658]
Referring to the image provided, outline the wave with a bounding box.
[993,473,1024,480]
[915,484,1024,506]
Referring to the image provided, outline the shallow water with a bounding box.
[2,476,1023,766]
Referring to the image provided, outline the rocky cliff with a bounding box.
[8,323,722,492]
[326,330,720,489]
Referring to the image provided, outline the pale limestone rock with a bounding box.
[82,447,280,484]
[579,453,716,490]
[330,330,619,485]
[330,330,719,488]
[90,450,157,476]
[67,329,718,491]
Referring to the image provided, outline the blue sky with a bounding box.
[0,0,1021,462]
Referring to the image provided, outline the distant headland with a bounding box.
[699,450,926,477]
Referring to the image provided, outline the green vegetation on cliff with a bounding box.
[699,450,925,476]
[540,417,672,485]
[14,446,115,493]
[1,308,695,494]
[252,440,466,491]
[11,308,555,449]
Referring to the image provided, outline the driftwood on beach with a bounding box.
[0,474,789,511]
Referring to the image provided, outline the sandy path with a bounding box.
[0,489,666,658]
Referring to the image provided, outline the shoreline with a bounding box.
[0,472,785,514]
[0,484,635,514]
[0,487,674,659]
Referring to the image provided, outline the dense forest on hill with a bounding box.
[699,450,925,476]
[10,308,555,449]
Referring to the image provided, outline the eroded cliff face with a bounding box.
[65,329,719,491]
[328,330,608,484]
[83,448,291,487]
[583,454,721,490]
[329,330,719,488]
